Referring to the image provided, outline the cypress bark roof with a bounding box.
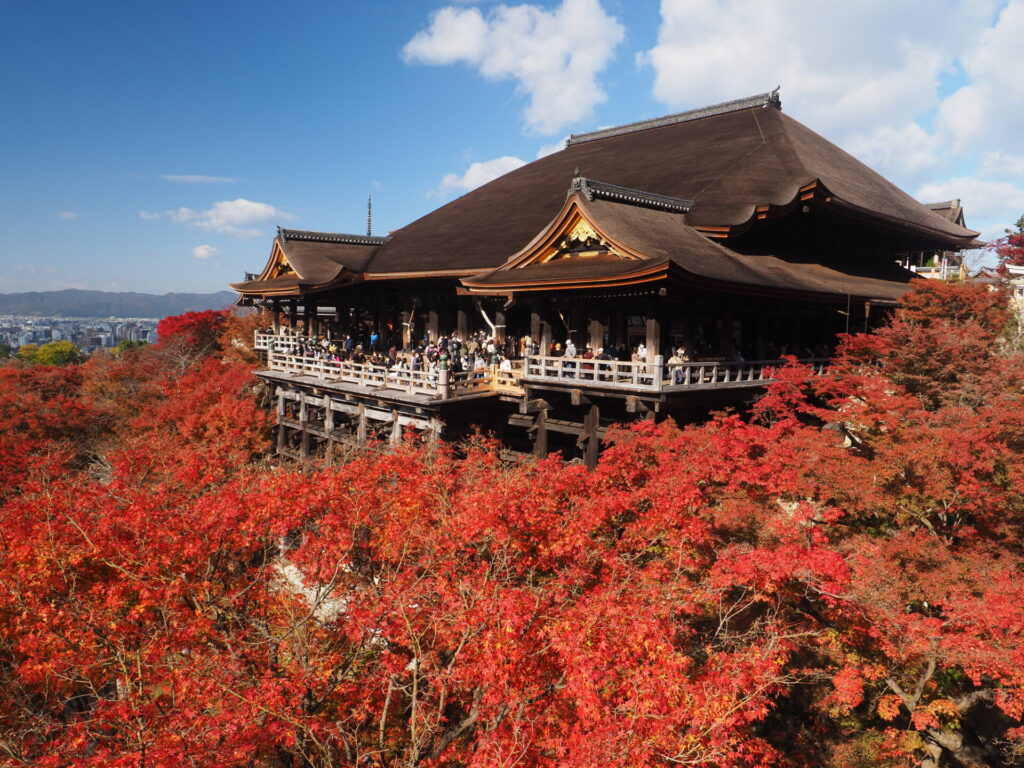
[463,192,912,302]
[365,92,976,276]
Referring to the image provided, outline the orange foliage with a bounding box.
[1,291,1023,767]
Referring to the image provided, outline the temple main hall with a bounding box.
[232,90,977,465]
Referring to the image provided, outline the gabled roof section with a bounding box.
[231,228,385,296]
[924,199,966,227]
[567,89,781,146]
[463,182,915,302]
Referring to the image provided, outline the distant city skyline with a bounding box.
[4,0,1022,294]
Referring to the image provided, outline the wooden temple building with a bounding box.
[232,90,977,465]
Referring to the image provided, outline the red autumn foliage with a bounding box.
[155,309,230,357]
[1,291,1023,768]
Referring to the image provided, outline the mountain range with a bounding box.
[0,290,238,318]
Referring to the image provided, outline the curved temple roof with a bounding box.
[463,181,913,302]
[234,90,975,303]
[364,90,976,277]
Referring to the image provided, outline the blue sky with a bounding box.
[3,0,1022,294]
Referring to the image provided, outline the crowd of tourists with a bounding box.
[263,328,518,375]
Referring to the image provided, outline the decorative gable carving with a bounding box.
[268,241,297,279]
[520,210,638,268]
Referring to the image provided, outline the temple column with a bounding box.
[645,315,661,362]
[495,308,506,344]
[271,299,281,332]
[401,310,412,349]
[288,299,298,330]
[589,317,603,352]
[426,295,439,342]
[457,302,469,340]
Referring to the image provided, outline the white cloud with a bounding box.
[935,1,1024,155]
[165,198,292,239]
[161,174,239,184]
[191,244,221,260]
[139,210,162,220]
[57,211,77,220]
[403,0,625,134]
[979,151,1024,180]
[641,1,1000,150]
[844,122,943,178]
[433,155,526,197]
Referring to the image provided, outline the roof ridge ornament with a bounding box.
[568,176,693,213]
[278,228,390,246]
[566,89,783,146]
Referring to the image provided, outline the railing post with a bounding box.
[439,367,450,400]
[653,355,664,392]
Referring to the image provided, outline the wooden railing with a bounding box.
[260,334,824,398]
[254,332,300,352]
[523,354,828,392]
[661,358,828,390]
[265,351,526,400]
[523,355,665,390]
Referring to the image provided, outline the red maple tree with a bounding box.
[1,290,1022,767]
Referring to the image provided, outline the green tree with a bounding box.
[31,340,83,366]
[114,339,147,356]
[15,343,39,363]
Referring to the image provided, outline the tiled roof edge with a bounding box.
[278,227,390,245]
[569,177,693,213]
[566,88,781,146]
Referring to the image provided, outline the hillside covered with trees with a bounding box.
[0,289,236,318]
[2,283,1024,768]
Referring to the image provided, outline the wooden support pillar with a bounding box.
[428,416,443,445]
[288,300,298,330]
[276,388,287,453]
[400,310,411,349]
[324,397,334,434]
[426,295,439,343]
[589,317,603,351]
[495,308,506,343]
[533,409,548,458]
[539,313,552,355]
[456,303,468,340]
[583,403,600,470]
[390,410,402,445]
[530,308,541,347]
[271,299,281,332]
[645,315,661,362]
[356,403,367,445]
[298,393,310,459]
